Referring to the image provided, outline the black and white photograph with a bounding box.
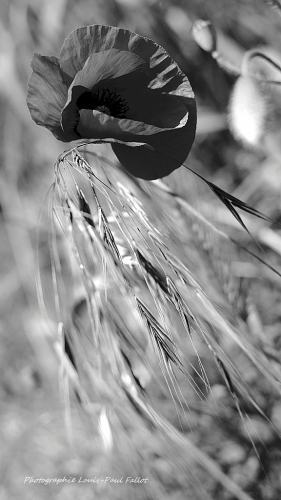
[1,1,281,499]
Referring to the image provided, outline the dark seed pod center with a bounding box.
[77,87,129,119]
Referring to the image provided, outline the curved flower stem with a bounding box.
[242,50,281,86]
[211,49,281,87]
[245,50,281,74]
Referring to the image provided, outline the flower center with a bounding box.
[77,87,129,119]
[60,84,131,140]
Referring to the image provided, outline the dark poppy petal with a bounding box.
[72,49,146,89]
[76,108,189,140]
[59,25,147,80]
[112,97,197,180]
[29,25,197,179]
[58,25,196,178]
[60,85,87,141]
[61,83,190,142]
[27,54,69,141]
[82,69,190,129]
[59,25,194,100]
[115,84,190,128]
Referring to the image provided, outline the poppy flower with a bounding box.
[27,24,197,180]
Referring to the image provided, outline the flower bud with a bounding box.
[228,75,271,147]
[192,19,217,53]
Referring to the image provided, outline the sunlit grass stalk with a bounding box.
[40,145,281,500]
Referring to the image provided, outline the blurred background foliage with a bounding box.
[1,0,281,499]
